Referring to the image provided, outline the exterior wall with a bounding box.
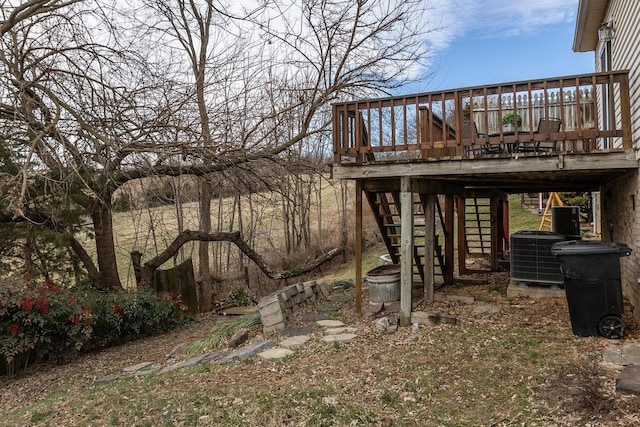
[601,171,640,320]
[604,0,640,147]
[598,0,640,323]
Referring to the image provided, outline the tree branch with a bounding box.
[139,229,345,287]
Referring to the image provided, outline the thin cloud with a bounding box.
[425,0,577,51]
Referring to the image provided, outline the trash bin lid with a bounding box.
[551,240,632,257]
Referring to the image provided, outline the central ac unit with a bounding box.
[510,231,565,285]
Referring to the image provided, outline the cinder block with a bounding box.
[258,300,282,317]
[317,282,332,299]
[261,311,285,327]
[263,322,285,334]
[284,285,298,299]
[258,293,280,308]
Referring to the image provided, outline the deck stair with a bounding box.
[464,197,492,256]
[365,190,444,286]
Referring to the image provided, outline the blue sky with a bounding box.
[407,0,594,93]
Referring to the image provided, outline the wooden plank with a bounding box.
[400,176,413,326]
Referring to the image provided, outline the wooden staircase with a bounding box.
[464,197,492,256]
[365,190,445,286]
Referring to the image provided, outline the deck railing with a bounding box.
[333,71,632,164]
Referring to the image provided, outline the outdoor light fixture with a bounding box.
[598,20,615,42]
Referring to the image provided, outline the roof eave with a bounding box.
[573,0,610,53]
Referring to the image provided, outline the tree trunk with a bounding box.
[90,198,122,289]
[198,177,213,311]
[171,177,184,264]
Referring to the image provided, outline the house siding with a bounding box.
[598,0,640,324]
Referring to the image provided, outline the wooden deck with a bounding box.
[334,71,637,322]
[332,71,635,191]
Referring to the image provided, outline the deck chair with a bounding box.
[534,117,562,152]
[462,122,495,155]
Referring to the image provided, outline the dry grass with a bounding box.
[2,275,640,426]
[81,179,356,289]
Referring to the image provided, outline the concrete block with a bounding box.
[222,339,276,362]
[158,354,208,374]
[617,364,640,395]
[258,300,283,316]
[320,333,357,343]
[263,322,285,334]
[284,285,298,299]
[261,311,285,327]
[279,335,311,349]
[317,282,332,299]
[123,362,154,373]
[304,285,315,299]
[258,293,279,308]
[316,319,345,328]
[507,282,566,299]
[93,374,121,386]
[258,348,294,360]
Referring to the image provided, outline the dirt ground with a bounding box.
[2,271,640,426]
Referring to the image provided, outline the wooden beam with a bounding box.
[355,180,363,318]
[424,192,436,302]
[332,151,636,180]
[360,178,464,196]
[400,176,413,326]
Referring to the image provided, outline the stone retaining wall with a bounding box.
[258,280,329,334]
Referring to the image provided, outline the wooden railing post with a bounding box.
[330,70,631,166]
[620,73,633,149]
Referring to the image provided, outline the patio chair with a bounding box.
[462,122,497,155]
[534,117,562,152]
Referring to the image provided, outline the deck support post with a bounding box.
[456,196,468,275]
[424,192,436,303]
[490,196,499,271]
[355,180,363,318]
[400,176,413,326]
[444,195,455,286]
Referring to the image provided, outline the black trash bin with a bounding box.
[551,241,631,339]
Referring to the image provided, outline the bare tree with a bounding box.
[0,0,434,290]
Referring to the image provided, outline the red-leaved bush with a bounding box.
[0,275,187,375]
